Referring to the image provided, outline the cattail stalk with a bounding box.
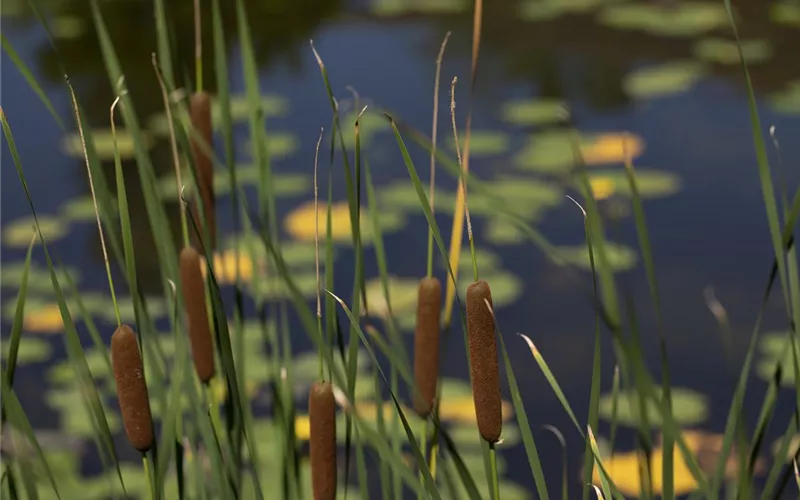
[309,381,337,500]
[466,280,501,443]
[111,324,154,452]
[180,246,215,383]
[189,91,216,249]
[413,277,442,417]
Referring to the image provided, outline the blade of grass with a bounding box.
[4,233,36,386]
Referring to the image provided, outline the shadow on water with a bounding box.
[3,0,800,496]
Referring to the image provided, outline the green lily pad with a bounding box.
[1,262,80,293]
[768,81,800,115]
[693,38,773,65]
[756,332,800,386]
[447,423,521,449]
[552,242,638,272]
[336,109,391,149]
[598,3,729,37]
[3,215,68,247]
[513,130,588,173]
[61,128,151,160]
[598,387,709,427]
[501,98,567,126]
[363,276,421,322]
[623,61,707,99]
[371,0,469,15]
[456,271,524,312]
[242,132,300,161]
[45,385,122,438]
[1,336,53,365]
[61,196,116,223]
[484,217,527,245]
[579,169,682,200]
[146,94,289,136]
[447,130,510,157]
[519,0,620,20]
[157,168,310,199]
[772,2,800,27]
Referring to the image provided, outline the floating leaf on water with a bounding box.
[242,132,300,161]
[371,0,470,15]
[61,128,150,160]
[456,271,524,313]
[514,131,645,172]
[484,217,526,245]
[771,2,800,27]
[45,385,122,438]
[598,3,729,37]
[335,108,391,149]
[51,15,86,40]
[623,61,707,99]
[501,98,567,126]
[768,81,800,115]
[283,200,405,244]
[438,395,515,425]
[2,261,81,292]
[597,387,709,427]
[552,242,638,272]
[756,331,800,386]
[1,336,52,365]
[577,169,682,200]
[146,94,289,136]
[771,434,800,463]
[61,196,116,223]
[519,0,618,20]
[157,168,310,199]
[693,37,773,65]
[447,423,521,448]
[22,302,65,334]
[447,130,510,157]
[3,215,68,248]
[363,276,420,321]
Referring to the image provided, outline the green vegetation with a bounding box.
[2,0,800,499]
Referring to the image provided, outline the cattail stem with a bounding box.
[111,325,154,453]
[180,247,216,383]
[309,381,337,500]
[488,443,500,500]
[466,280,501,443]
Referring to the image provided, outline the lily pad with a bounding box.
[623,61,707,99]
[598,387,709,427]
[51,15,86,40]
[1,336,53,365]
[283,200,406,244]
[61,196,116,222]
[447,130,510,157]
[1,262,80,293]
[514,131,644,172]
[598,3,729,37]
[519,0,620,20]
[756,331,800,386]
[336,109,391,149]
[768,81,800,115]
[157,168,310,199]
[3,215,68,247]
[772,2,800,27]
[147,94,289,136]
[242,132,300,161]
[363,276,421,322]
[484,217,527,245]
[501,98,567,126]
[693,38,773,65]
[552,242,638,272]
[577,170,682,200]
[45,385,122,438]
[371,0,470,15]
[61,128,151,160]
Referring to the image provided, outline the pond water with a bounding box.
[3,0,800,498]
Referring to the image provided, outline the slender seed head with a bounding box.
[180,246,215,383]
[309,381,337,500]
[466,280,502,443]
[111,324,154,452]
[413,276,442,417]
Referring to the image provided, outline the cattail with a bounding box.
[111,324,154,453]
[309,381,337,500]
[190,91,216,248]
[180,246,215,383]
[413,276,442,417]
[466,280,502,443]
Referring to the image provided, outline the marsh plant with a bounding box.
[3,0,800,499]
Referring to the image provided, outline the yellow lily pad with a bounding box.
[514,131,645,172]
[283,200,405,244]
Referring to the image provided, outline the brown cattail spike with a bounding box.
[111,324,154,452]
[413,276,442,417]
[309,381,337,500]
[466,280,502,443]
[180,246,215,383]
[190,91,215,249]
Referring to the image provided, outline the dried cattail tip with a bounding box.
[413,276,442,417]
[180,246,215,383]
[190,91,216,249]
[309,381,337,500]
[466,280,502,443]
[111,324,154,453]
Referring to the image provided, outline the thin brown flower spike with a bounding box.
[466,280,502,443]
[180,246,215,383]
[414,276,442,417]
[111,324,154,453]
[190,91,216,249]
[309,381,337,500]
